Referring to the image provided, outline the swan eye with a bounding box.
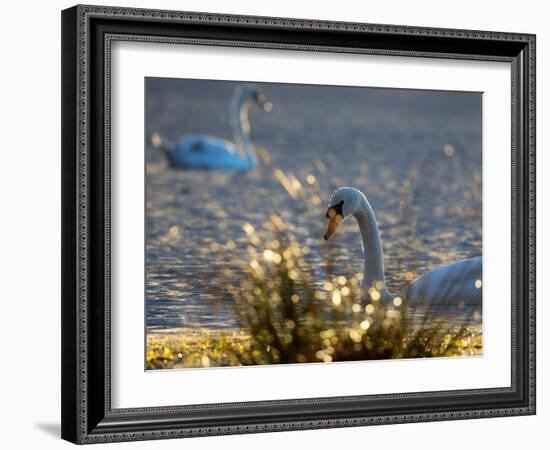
[325,200,344,218]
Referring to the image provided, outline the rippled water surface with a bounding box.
[145,79,482,333]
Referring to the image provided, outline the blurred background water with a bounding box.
[145,78,482,333]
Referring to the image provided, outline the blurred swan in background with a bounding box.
[323,187,482,306]
[151,85,272,170]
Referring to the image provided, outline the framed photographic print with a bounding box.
[61,5,536,444]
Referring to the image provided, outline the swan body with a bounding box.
[403,257,482,306]
[159,134,254,170]
[151,85,271,171]
[324,187,482,306]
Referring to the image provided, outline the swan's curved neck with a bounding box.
[231,92,258,165]
[353,196,389,298]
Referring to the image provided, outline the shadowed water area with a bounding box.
[145,78,482,333]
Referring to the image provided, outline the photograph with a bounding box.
[145,78,483,370]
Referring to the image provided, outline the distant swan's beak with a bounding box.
[256,94,273,112]
[324,213,343,241]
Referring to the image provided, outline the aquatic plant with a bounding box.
[218,216,481,366]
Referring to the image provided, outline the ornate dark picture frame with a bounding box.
[61,4,536,444]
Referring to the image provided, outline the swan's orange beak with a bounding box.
[323,209,343,241]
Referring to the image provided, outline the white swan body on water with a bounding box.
[323,187,482,306]
[151,85,272,170]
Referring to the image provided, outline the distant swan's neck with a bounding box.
[353,197,389,298]
[231,92,257,165]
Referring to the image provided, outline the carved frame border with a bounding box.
[61,4,536,444]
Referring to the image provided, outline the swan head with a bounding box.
[323,187,364,240]
[240,85,273,112]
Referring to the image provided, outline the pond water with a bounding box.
[145,79,482,333]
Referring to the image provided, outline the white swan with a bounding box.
[151,85,272,170]
[323,187,482,306]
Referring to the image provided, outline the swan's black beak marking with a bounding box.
[324,201,344,240]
